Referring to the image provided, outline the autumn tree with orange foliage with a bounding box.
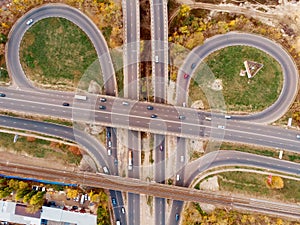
[267,176,284,189]
[68,145,81,155]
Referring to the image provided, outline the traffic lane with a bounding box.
[154,134,165,183]
[128,193,140,225]
[155,197,165,225]
[127,131,140,178]
[168,200,183,225]
[183,150,300,187]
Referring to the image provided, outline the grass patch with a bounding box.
[0,132,82,165]
[19,17,100,90]
[43,118,73,127]
[217,171,300,203]
[189,46,283,112]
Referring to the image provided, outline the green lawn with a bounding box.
[19,17,102,90]
[217,171,300,203]
[189,46,283,112]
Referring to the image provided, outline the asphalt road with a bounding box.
[183,150,300,187]
[6,3,116,95]
[1,90,300,152]
[176,32,299,123]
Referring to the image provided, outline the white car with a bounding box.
[217,125,225,129]
[224,115,231,119]
[121,207,125,214]
[297,134,300,139]
[26,19,33,25]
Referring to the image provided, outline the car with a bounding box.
[122,101,129,106]
[108,140,112,148]
[180,155,185,162]
[225,115,231,119]
[147,105,154,110]
[112,197,117,206]
[103,166,109,174]
[84,194,88,201]
[62,102,69,106]
[205,117,212,121]
[72,205,78,210]
[26,19,33,25]
[151,114,157,118]
[100,98,106,102]
[191,63,196,69]
[217,125,225,129]
[99,105,106,110]
[114,159,118,165]
[178,115,185,120]
[0,93,6,97]
[183,73,189,79]
[182,102,186,107]
[176,174,180,181]
[107,131,111,138]
[155,55,159,63]
[297,134,300,139]
[175,213,180,221]
[159,145,163,151]
[121,207,125,214]
[107,149,112,156]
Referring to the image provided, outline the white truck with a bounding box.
[74,94,87,101]
[128,150,133,170]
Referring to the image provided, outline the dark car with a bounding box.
[147,105,154,110]
[99,105,106,110]
[178,115,185,120]
[72,205,78,210]
[175,213,180,221]
[100,98,106,102]
[191,63,196,69]
[107,131,111,138]
[62,102,69,106]
[0,93,6,97]
[112,197,117,206]
[151,114,157,118]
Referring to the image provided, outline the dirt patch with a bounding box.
[0,149,77,172]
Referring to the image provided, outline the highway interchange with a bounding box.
[1,2,300,225]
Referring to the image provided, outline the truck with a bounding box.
[74,94,87,101]
[128,150,133,170]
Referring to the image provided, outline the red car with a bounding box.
[183,73,189,79]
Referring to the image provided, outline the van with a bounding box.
[103,166,109,174]
[176,174,180,181]
[180,156,184,162]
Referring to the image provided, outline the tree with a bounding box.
[15,189,30,201]
[66,188,78,199]
[0,33,7,44]
[8,179,19,191]
[18,181,28,190]
[29,191,45,206]
[23,190,36,203]
[267,176,284,189]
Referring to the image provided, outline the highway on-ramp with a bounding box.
[6,3,116,95]
[176,32,299,123]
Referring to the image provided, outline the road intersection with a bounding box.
[1,2,300,225]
